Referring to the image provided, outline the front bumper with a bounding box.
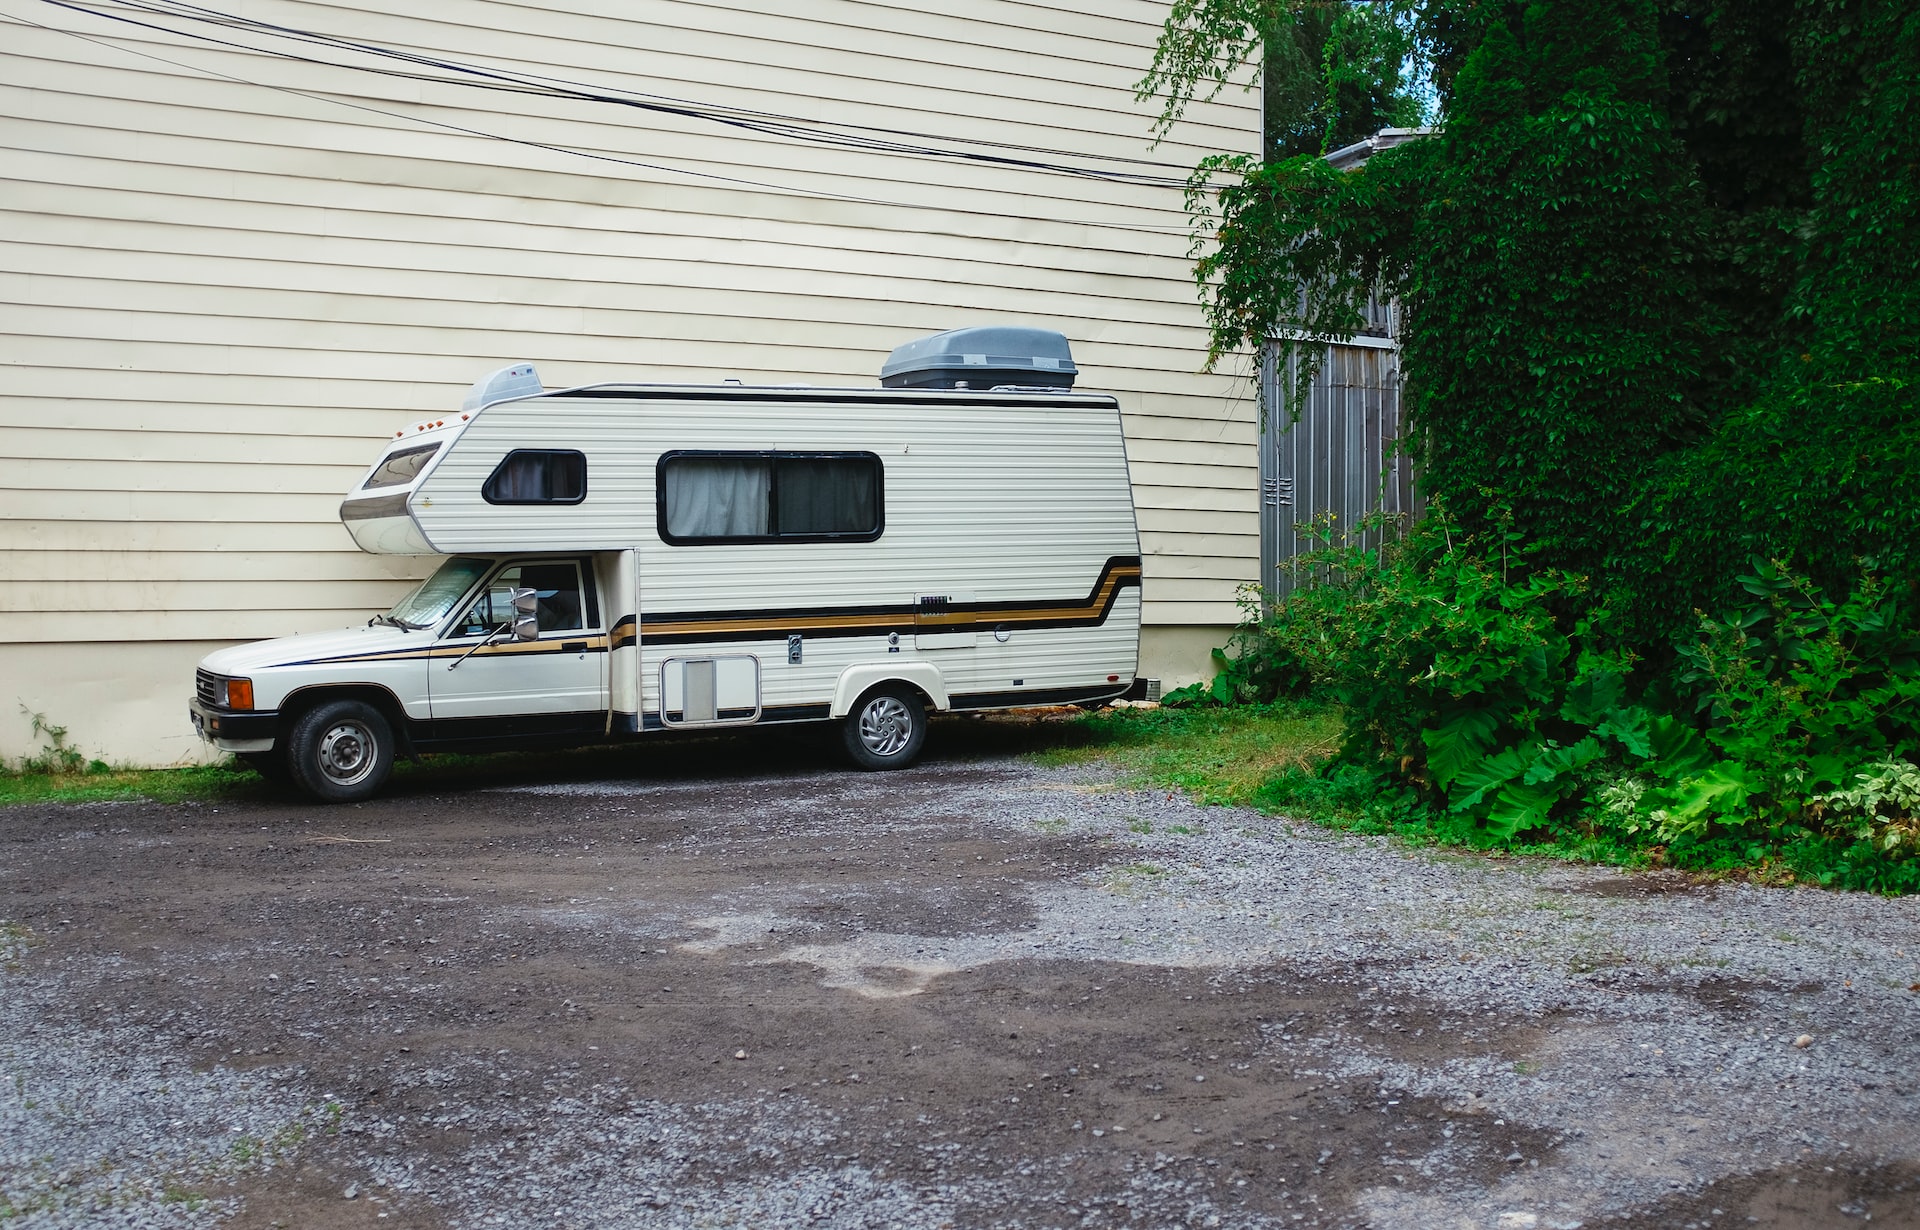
[188,699,280,752]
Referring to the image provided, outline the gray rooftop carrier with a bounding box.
[879,326,1078,391]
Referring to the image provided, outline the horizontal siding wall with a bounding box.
[0,0,1258,760]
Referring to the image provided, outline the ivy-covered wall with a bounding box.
[1186,0,1918,640]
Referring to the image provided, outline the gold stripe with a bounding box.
[641,565,1141,640]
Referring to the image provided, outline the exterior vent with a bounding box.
[880,327,1077,391]
[462,362,543,411]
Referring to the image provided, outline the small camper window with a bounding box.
[659,451,882,544]
[483,450,587,505]
[362,442,440,490]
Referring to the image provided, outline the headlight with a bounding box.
[225,678,255,711]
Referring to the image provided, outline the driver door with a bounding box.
[428,559,607,737]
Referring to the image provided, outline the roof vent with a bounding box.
[462,362,543,411]
[879,327,1077,391]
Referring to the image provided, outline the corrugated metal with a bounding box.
[1258,338,1421,600]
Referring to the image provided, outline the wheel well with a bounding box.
[859,679,934,711]
[278,686,412,750]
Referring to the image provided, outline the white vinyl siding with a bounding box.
[0,0,1258,761]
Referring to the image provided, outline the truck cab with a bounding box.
[190,553,614,800]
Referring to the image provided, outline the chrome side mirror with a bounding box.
[510,587,539,641]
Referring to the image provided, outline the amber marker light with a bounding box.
[225,678,255,710]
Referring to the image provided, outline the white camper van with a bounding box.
[188,328,1142,802]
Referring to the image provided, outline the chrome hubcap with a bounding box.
[858,696,913,757]
[316,720,377,786]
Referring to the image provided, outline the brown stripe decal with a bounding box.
[283,635,610,668]
[638,555,1141,646]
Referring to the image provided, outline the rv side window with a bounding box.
[362,442,441,490]
[659,451,882,544]
[483,450,587,504]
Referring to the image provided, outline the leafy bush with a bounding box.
[1196,517,1920,889]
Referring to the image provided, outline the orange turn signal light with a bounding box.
[225,678,255,711]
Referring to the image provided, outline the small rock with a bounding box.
[734,1049,748,1060]
[343,1183,359,1200]
[1794,1034,1814,1048]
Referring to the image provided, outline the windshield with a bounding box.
[385,556,491,629]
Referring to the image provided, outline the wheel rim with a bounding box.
[315,718,379,787]
[857,696,914,757]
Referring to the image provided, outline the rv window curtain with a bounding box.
[663,457,772,538]
[484,450,587,504]
[660,452,881,542]
[775,456,877,535]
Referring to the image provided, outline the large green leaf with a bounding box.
[1523,736,1606,785]
[1647,714,1716,777]
[1560,671,1626,725]
[1595,705,1654,758]
[1660,762,1754,836]
[1424,707,1502,790]
[1449,744,1533,812]
[1487,778,1561,838]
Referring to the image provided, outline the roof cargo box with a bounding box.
[879,326,1078,391]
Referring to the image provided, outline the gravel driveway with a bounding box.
[3,725,1918,1229]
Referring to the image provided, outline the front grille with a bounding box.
[195,669,223,708]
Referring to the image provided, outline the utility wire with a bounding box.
[127,0,1198,177]
[37,0,1198,189]
[9,6,1201,238]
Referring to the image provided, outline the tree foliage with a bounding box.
[1160,0,1919,634]
[1138,1,1427,157]
[1150,1,1920,882]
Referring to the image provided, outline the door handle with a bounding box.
[562,641,587,653]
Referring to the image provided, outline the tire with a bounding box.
[840,684,928,771]
[285,699,395,803]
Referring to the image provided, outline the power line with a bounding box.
[140,0,1200,177]
[37,0,1199,189]
[8,6,1202,239]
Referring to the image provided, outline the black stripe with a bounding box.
[340,492,410,522]
[949,683,1130,710]
[554,387,1118,411]
[412,711,611,749]
[638,702,831,732]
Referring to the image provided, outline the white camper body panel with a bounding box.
[369,385,1141,726]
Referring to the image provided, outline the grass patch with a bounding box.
[1028,700,1343,806]
[1034,701,1920,892]
[0,760,262,807]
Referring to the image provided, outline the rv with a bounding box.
[187,327,1142,802]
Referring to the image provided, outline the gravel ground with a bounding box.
[2,724,1918,1228]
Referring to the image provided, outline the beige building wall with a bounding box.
[0,0,1259,765]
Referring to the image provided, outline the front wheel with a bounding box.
[285,699,395,803]
[840,684,928,771]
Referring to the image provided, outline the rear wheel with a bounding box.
[285,699,395,803]
[840,684,928,770]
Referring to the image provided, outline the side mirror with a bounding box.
[510,587,539,641]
